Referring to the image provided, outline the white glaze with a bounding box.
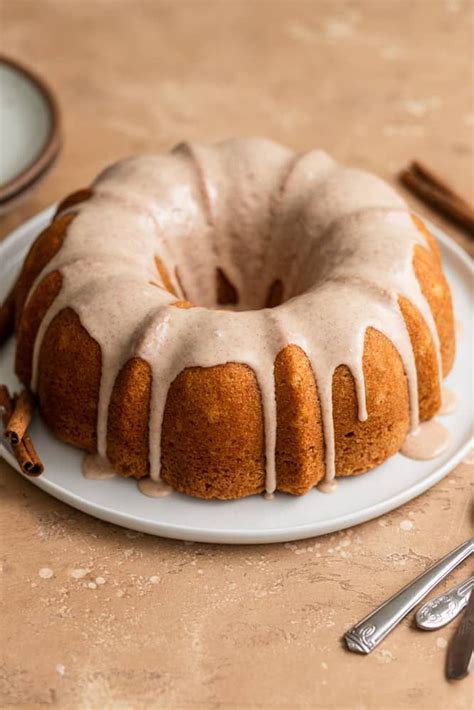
[25,137,445,492]
[82,454,117,480]
[439,387,458,415]
[400,420,451,460]
[317,480,339,494]
[137,477,172,498]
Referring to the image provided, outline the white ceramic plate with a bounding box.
[0,208,472,544]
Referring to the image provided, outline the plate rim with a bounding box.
[0,206,473,544]
[0,439,472,544]
[0,55,62,201]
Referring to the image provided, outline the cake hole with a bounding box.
[154,255,178,296]
[162,267,288,312]
[344,431,355,438]
[265,279,284,308]
[216,267,238,306]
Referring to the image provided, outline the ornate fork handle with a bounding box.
[345,538,474,654]
[415,576,474,629]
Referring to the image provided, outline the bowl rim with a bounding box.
[0,54,62,201]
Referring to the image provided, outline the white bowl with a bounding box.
[0,57,61,213]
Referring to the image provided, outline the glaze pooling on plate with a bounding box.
[400,419,451,460]
[318,480,339,494]
[137,477,172,498]
[24,137,447,493]
[82,453,116,480]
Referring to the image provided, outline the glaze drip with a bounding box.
[137,477,172,498]
[439,387,458,415]
[400,420,451,460]
[82,454,117,480]
[317,480,338,494]
[25,138,445,492]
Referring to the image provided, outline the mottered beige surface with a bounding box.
[0,1,473,708]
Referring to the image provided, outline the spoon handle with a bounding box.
[416,576,474,630]
[345,538,474,654]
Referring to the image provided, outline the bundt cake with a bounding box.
[9,137,455,499]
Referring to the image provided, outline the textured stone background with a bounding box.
[0,1,472,708]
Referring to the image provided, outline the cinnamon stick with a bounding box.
[0,384,13,423]
[16,430,44,477]
[400,162,474,236]
[411,161,472,209]
[0,385,43,476]
[0,287,15,346]
[5,388,35,445]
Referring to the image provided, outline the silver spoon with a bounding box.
[416,576,473,630]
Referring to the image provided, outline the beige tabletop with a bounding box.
[1,1,473,708]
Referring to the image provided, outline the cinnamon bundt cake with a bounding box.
[10,137,455,499]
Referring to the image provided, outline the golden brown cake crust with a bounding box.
[398,295,440,421]
[274,344,325,494]
[13,214,74,328]
[333,328,410,477]
[412,244,455,377]
[107,357,151,478]
[411,214,455,376]
[15,270,63,386]
[154,256,178,297]
[37,308,101,452]
[160,362,266,499]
